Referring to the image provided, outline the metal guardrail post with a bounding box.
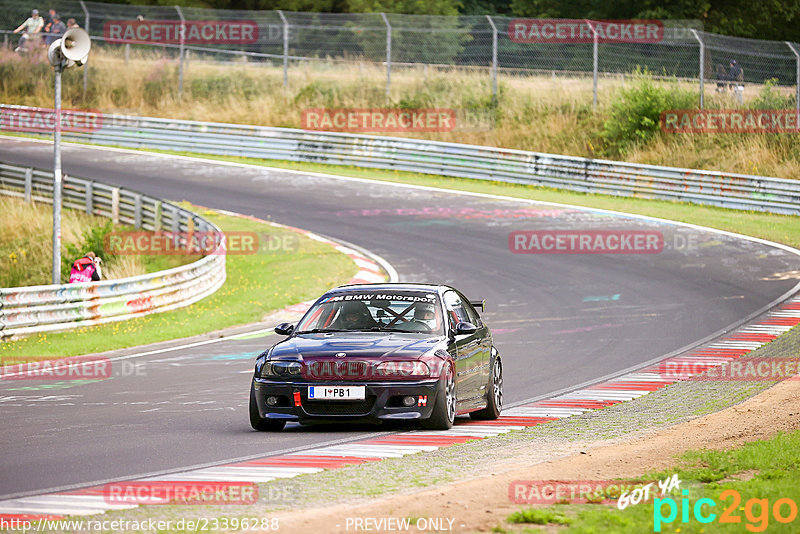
[277,10,289,88]
[171,205,180,232]
[111,187,120,224]
[24,168,32,203]
[691,29,704,109]
[786,42,800,122]
[85,181,93,214]
[175,5,186,99]
[134,194,142,229]
[79,0,90,97]
[155,200,162,231]
[380,13,391,98]
[486,16,498,102]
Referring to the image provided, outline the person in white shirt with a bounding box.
[13,9,44,52]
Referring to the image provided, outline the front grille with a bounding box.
[303,396,376,416]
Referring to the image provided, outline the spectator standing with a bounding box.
[66,18,79,30]
[12,9,44,52]
[45,14,65,46]
[42,8,57,33]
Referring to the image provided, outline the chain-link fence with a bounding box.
[1,0,799,112]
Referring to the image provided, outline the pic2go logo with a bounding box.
[653,489,798,532]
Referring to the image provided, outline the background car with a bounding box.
[250,283,503,431]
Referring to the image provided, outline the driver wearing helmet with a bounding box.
[413,302,437,330]
[335,301,378,331]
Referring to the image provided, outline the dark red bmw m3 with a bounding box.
[250,283,502,431]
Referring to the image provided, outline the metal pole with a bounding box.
[585,20,598,111]
[486,15,498,102]
[380,13,391,98]
[277,10,288,88]
[80,1,89,97]
[52,66,63,284]
[691,29,704,109]
[175,6,185,99]
[786,42,800,125]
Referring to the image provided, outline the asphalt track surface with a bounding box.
[1,138,798,499]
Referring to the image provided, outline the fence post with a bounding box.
[786,42,800,123]
[85,181,93,214]
[691,29,704,109]
[79,1,89,97]
[171,206,180,232]
[125,43,130,65]
[380,13,391,98]
[584,20,599,111]
[277,10,289,88]
[134,194,142,229]
[486,15,498,102]
[24,168,32,203]
[154,200,162,231]
[111,188,120,224]
[175,6,185,99]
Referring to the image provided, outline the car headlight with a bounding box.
[260,360,303,378]
[375,361,430,378]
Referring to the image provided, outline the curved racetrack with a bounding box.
[1,138,798,499]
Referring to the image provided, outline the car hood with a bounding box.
[270,332,443,361]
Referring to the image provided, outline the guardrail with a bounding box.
[2,105,798,215]
[0,160,227,339]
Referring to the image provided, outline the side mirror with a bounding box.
[274,323,294,336]
[455,322,478,336]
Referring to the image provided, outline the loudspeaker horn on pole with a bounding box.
[47,28,91,68]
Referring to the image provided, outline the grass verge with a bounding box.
[505,429,800,533]
[0,204,357,361]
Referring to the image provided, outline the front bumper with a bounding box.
[252,377,440,423]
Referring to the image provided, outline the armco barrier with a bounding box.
[1,105,798,215]
[0,161,226,339]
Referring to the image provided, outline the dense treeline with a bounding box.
[99,0,800,42]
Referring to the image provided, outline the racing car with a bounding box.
[249,283,502,431]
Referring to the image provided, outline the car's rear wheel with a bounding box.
[470,355,502,420]
[249,382,286,431]
[422,362,455,430]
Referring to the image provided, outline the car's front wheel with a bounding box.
[422,362,456,430]
[249,382,286,431]
[470,355,502,420]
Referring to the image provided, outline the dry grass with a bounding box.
[1,46,799,178]
[0,195,156,287]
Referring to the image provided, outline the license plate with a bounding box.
[308,386,365,400]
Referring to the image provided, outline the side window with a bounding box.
[443,291,469,329]
[461,299,482,327]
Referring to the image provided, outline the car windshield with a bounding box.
[296,290,444,335]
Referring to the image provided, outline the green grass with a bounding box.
[0,206,357,361]
[508,508,573,526]
[509,429,800,533]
